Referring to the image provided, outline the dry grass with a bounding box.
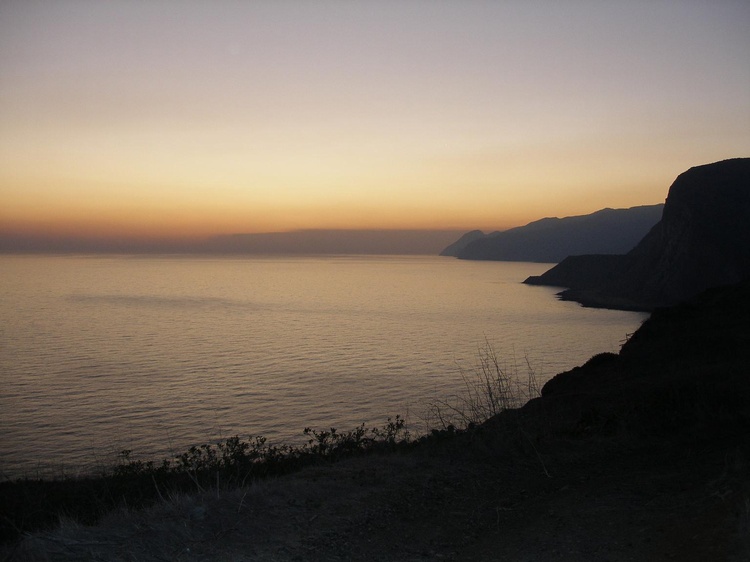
[424,340,541,430]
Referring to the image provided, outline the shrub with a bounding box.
[0,416,413,545]
[426,341,540,430]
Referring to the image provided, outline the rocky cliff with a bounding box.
[525,158,750,310]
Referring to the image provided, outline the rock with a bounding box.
[525,158,750,310]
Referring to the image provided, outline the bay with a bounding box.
[0,255,647,477]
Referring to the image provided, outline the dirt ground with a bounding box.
[4,424,748,562]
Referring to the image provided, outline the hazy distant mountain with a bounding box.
[203,229,465,256]
[525,158,750,310]
[441,205,664,262]
[0,229,464,255]
[438,230,486,257]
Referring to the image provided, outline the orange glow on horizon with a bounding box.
[0,205,521,241]
[1,176,669,243]
[1,2,748,248]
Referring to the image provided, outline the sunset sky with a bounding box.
[1,0,749,247]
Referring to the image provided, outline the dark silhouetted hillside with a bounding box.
[525,158,750,310]
[441,205,663,262]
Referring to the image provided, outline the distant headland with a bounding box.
[441,204,664,262]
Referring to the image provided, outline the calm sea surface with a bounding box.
[0,255,647,477]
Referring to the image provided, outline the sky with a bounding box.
[1,0,749,249]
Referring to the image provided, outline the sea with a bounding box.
[0,255,648,478]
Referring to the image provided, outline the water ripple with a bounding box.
[0,255,647,477]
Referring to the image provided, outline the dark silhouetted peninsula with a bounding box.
[525,158,750,310]
[441,204,663,262]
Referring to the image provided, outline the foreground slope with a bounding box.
[5,281,750,561]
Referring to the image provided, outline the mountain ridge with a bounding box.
[441,204,664,262]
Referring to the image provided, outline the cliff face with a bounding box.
[525,158,750,310]
[440,205,663,262]
[622,158,750,305]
